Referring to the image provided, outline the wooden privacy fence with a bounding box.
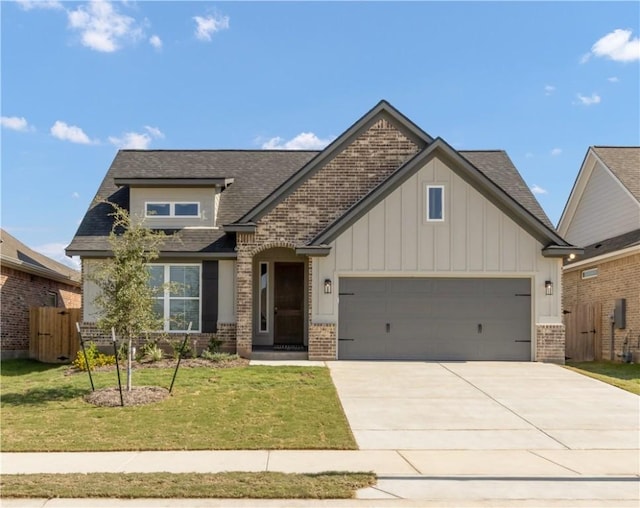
[564,303,602,362]
[29,307,81,363]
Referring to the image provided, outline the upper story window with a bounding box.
[581,267,598,279]
[146,202,200,218]
[426,185,445,221]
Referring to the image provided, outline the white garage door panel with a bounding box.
[338,277,531,361]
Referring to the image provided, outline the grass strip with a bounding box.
[1,360,356,451]
[0,472,376,499]
[565,361,640,395]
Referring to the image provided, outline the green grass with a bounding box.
[565,361,640,395]
[0,360,356,451]
[0,472,376,499]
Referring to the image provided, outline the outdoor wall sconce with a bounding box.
[324,279,332,294]
[545,280,553,296]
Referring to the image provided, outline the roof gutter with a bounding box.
[0,255,81,287]
[562,244,640,270]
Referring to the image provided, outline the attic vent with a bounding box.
[594,243,602,249]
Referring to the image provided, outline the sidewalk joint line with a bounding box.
[265,450,271,472]
[528,450,582,475]
[438,363,571,450]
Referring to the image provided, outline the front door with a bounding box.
[274,262,304,345]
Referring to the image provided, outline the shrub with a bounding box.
[138,339,164,363]
[165,337,192,360]
[73,342,116,371]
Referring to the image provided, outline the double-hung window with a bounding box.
[148,264,201,332]
[426,185,445,221]
[146,202,200,218]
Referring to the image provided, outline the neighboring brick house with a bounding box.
[67,101,579,363]
[558,146,640,362]
[1,229,81,360]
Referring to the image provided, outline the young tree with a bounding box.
[89,202,167,390]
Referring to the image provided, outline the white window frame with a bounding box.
[581,267,598,279]
[149,263,202,332]
[145,202,201,218]
[426,185,445,222]
[258,262,269,333]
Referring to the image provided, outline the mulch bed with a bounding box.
[84,386,170,407]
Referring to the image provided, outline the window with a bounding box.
[259,262,268,332]
[148,264,201,331]
[581,267,598,279]
[426,185,445,221]
[146,202,200,218]
[45,291,58,307]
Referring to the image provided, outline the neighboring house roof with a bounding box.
[1,229,81,286]
[564,228,640,269]
[67,100,575,258]
[591,146,640,201]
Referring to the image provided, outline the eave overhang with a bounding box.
[541,245,584,258]
[223,223,257,234]
[114,177,234,188]
[0,255,81,287]
[66,250,237,260]
[295,245,331,257]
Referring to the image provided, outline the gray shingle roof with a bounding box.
[592,146,640,201]
[67,150,318,254]
[565,228,640,265]
[460,150,554,229]
[1,228,80,284]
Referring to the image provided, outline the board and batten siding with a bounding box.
[313,157,561,324]
[129,187,219,228]
[564,161,640,247]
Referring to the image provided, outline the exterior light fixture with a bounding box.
[324,279,332,294]
[545,280,553,296]
[568,253,576,260]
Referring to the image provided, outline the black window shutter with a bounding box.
[201,261,219,333]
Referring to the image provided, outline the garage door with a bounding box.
[338,278,531,361]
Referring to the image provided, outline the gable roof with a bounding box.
[1,229,80,285]
[230,100,433,225]
[591,146,640,201]
[310,139,569,252]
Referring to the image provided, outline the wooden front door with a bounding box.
[274,262,304,345]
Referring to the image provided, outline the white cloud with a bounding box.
[590,29,640,62]
[16,0,63,10]
[193,13,230,41]
[530,184,548,195]
[72,192,80,199]
[608,76,619,83]
[576,93,601,106]
[550,148,562,156]
[34,243,81,270]
[149,34,162,49]
[1,116,32,132]
[262,132,334,150]
[50,121,93,144]
[67,0,144,53]
[544,85,555,96]
[109,125,164,149]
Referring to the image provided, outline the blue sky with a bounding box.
[2,0,639,269]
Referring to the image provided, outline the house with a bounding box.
[558,146,640,361]
[67,100,580,363]
[1,229,82,360]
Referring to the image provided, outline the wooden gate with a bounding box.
[29,307,81,363]
[564,303,602,361]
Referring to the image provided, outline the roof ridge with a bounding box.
[117,149,322,153]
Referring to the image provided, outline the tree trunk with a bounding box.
[127,337,132,391]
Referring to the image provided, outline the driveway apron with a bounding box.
[327,361,640,453]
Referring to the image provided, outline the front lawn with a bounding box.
[565,361,640,395]
[1,472,376,499]
[0,360,356,451]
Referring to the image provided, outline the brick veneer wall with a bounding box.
[536,324,565,364]
[235,118,420,358]
[1,265,81,359]
[563,253,640,360]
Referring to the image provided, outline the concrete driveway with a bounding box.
[328,361,640,479]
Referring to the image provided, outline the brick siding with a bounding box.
[536,324,565,364]
[563,253,640,361]
[235,118,420,358]
[1,265,81,359]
